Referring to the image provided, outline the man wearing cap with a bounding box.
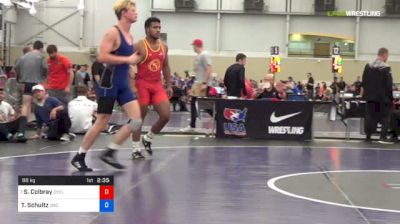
[31,84,72,141]
[181,38,212,132]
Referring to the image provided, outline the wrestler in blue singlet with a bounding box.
[97,25,136,114]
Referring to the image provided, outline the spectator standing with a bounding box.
[362,48,393,143]
[338,76,346,92]
[223,53,247,98]
[181,39,212,132]
[15,40,48,141]
[46,44,74,105]
[353,76,362,95]
[330,77,339,96]
[77,64,91,87]
[306,72,314,99]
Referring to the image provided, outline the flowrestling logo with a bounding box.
[268,111,304,135]
[327,11,382,17]
[223,108,247,136]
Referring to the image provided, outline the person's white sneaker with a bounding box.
[377,139,394,144]
[180,126,195,132]
[68,133,76,140]
[60,133,71,141]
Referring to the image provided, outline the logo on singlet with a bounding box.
[148,59,161,72]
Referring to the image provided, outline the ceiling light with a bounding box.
[0,0,13,7]
[77,0,84,10]
[29,2,36,15]
[14,1,31,9]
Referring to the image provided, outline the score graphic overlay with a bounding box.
[18,176,114,213]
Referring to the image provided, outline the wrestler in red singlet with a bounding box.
[130,17,172,159]
[135,38,169,106]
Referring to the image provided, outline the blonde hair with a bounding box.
[113,0,135,20]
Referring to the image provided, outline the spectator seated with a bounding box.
[0,87,27,142]
[68,86,98,134]
[32,85,72,141]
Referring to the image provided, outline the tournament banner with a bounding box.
[215,100,313,140]
[216,99,249,138]
[261,101,314,140]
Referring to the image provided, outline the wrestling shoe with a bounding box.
[142,135,153,155]
[130,151,145,160]
[71,153,93,172]
[100,148,125,169]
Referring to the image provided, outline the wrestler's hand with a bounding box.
[167,86,173,99]
[127,52,141,65]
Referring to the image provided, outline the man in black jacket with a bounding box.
[224,53,247,98]
[362,48,393,143]
[306,72,314,100]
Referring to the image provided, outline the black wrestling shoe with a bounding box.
[71,153,93,172]
[130,151,145,160]
[100,148,125,169]
[142,136,153,155]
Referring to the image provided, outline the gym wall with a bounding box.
[6,0,400,83]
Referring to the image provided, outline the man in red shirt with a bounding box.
[130,17,172,159]
[46,44,74,105]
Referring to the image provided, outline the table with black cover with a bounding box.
[198,97,314,140]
